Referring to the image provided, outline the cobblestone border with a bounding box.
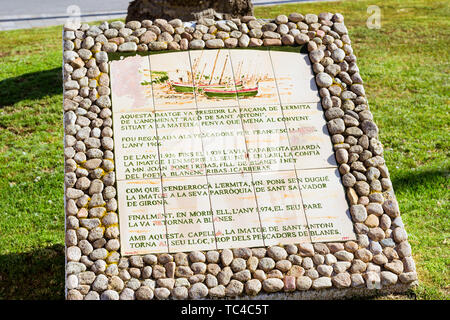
[63,12,418,300]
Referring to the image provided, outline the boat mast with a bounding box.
[192,51,203,75]
[209,50,221,85]
[218,54,229,84]
[235,61,243,84]
[198,63,207,84]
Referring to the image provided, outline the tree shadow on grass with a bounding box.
[390,166,449,194]
[0,244,65,300]
[0,67,62,107]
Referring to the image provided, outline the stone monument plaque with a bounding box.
[63,13,418,300]
[109,49,356,256]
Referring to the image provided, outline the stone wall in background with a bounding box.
[125,0,254,23]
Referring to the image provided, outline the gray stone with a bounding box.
[361,120,379,138]
[189,39,205,49]
[245,279,262,295]
[304,13,318,24]
[100,290,119,300]
[258,257,275,271]
[333,23,348,35]
[317,264,333,277]
[267,246,288,261]
[135,286,153,300]
[364,271,381,289]
[369,241,383,255]
[333,261,351,274]
[205,39,224,48]
[189,282,208,299]
[249,28,263,38]
[275,260,292,272]
[188,251,205,263]
[118,288,135,300]
[89,248,108,260]
[170,287,187,300]
[332,272,351,288]
[367,203,383,217]
[296,276,312,290]
[382,199,400,218]
[331,48,346,62]
[351,84,366,96]
[275,15,289,24]
[118,42,137,52]
[220,249,233,266]
[402,256,416,272]
[312,277,332,289]
[351,274,365,287]
[381,237,395,248]
[209,285,226,298]
[154,287,170,300]
[216,21,231,32]
[350,204,367,222]
[230,258,246,272]
[66,188,84,199]
[302,257,314,269]
[277,24,289,35]
[297,243,315,257]
[309,49,325,63]
[393,227,408,242]
[334,250,354,261]
[262,278,284,293]
[294,33,309,45]
[225,279,244,297]
[230,30,243,38]
[327,118,345,134]
[399,272,417,283]
[385,260,404,275]
[336,148,349,164]
[94,51,108,63]
[91,274,108,292]
[381,271,398,286]
[263,31,281,39]
[224,38,238,48]
[149,41,168,51]
[67,289,83,300]
[77,48,92,60]
[289,13,304,22]
[238,34,250,47]
[67,246,81,262]
[355,181,370,196]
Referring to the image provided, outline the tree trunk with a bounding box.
[126,0,254,23]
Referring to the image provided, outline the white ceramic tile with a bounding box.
[113,112,160,180]
[282,102,337,169]
[156,110,206,177]
[229,49,280,107]
[198,107,249,174]
[117,179,168,255]
[241,104,295,172]
[110,55,154,113]
[253,171,311,246]
[208,173,265,249]
[269,49,320,104]
[189,49,239,108]
[162,176,217,252]
[149,51,197,110]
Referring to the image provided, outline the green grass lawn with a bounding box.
[0,0,448,300]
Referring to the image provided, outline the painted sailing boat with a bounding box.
[203,58,258,99]
[169,50,242,93]
[203,84,259,99]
